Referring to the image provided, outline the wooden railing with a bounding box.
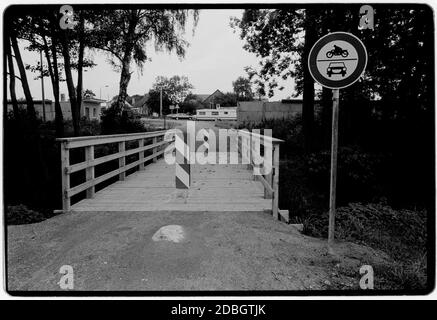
[236,129,288,222]
[57,130,175,211]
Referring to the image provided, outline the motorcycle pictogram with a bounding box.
[326,45,349,58]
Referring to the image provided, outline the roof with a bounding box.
[7,99,53,104]
[280,99,321,104]
[194,94,210,102]
[83,97,106,104]
[203,89,225,102]
[196,107,236,112]
[193,90,225,103]
[130,94,149,108]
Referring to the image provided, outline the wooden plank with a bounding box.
[279,209,290,223]
[263,144,273,199]
[256,174,274,195]
[67,150,167,197]
[85,145,95,198]
[118,141,125,181]
[69,154,275,213]
[272,144,280,220]
[66,140,170,174]
[139,138,145,170]
[236,129,284,144]
[61,142,70,211]
[56,130,174,149]
[152,136,158,163]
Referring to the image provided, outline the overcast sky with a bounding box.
[12,9,295,102]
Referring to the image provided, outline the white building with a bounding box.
[195,107,237,121]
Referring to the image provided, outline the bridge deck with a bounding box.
[71,158,271,212]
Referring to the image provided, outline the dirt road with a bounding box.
[7,210,388,291]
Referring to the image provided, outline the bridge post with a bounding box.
[139,138,145,170]
[175,132,191,190]
[272,143,280,220]
[264,144,273,199]
[118,141,125,181]
[245,135,251,169]
[153,136,158,163]
[60,142,70,211]
[85,145,95,198]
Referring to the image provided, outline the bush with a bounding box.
[101,103,147,134]
[6,204,47,225]
[306,146,387,205]
[238,116,304,157]
[304,203,427,254]
[303,203,428,290]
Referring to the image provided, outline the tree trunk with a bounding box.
[6,36,19,119]
[60,29,80,136]
[76,14,85,115]
[10,31,36,121]
[116,11,138,112]
[43,24,64,137]
[117,55,132,112]
[302,11,317,153]
[50,39,64,137]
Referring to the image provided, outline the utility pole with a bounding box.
[160,87,163,117]
[40,50,46,122]
[100,85,108,100]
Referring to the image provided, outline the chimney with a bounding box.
[132,97,135,105]
[61,94,66,102]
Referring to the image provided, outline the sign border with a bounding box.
[308,32,368,89]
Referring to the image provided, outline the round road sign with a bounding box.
[308,32,367,89]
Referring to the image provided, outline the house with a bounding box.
[189,89,226,109]
[195,107,237,120]
[200,89,225,109]
[108,94,150,115]
[7,99,54,121]
[6,95,108,121]
[129,94,149,114]
[79,97,108,120]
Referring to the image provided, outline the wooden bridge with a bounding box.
[57,127,288,221]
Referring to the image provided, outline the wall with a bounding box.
[7,101,57,121]
[237,101,303,124]
[8,100,110,122]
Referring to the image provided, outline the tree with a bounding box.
[146,89,172,115]
[234,4,434,209]
[232,76,254,101]
[214,92,238,107]
[152,75,194,105]
[232,8,317,151]
[17,9,96,136]
[91,10,199,113]
[8,17,36,121]
[58,9,97,136]
[83,89,96,98]
[18,11,65,135]
[6,36,19,118]
[180,93,204,114]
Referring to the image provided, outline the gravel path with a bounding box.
[6,210,389,292]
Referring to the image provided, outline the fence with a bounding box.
[57,130,175,211]
[236,129,288,221]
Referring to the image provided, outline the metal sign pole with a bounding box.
[328,88,340,253]
[308,32,367,256]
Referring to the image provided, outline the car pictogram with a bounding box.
[327,62,347,77]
